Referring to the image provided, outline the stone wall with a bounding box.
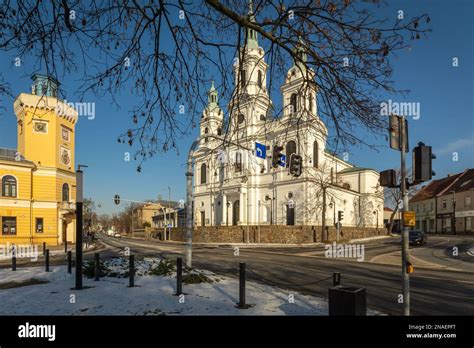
[164,225,385,244]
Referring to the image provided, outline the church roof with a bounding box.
[338,166,373,174]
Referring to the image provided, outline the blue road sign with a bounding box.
[255,142,266,159]
[280,154,286,167]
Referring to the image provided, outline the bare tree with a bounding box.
[0,1,430,169]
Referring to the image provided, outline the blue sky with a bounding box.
[0,0,472,214]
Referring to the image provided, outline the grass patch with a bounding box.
[182,272,214,285]
[0,278,49,290]
[148,259,175,276]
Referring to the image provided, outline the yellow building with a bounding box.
[0,74,78,246]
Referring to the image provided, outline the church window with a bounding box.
[286,141,296,168]
[290,93,297,114]
[259,114,266,121]
[238,114,245,124]
[313,141,319,168]
[200,163,207,184]
[241,70,246,89]
[258,70,262,88]
[204,127,209,142]
[235,152,242,172]
[217,128,222,136]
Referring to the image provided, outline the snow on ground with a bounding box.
[0,257,383,315]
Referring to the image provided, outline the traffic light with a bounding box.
[380,169,398,188]
[272,145,284,168]
[114,194,120,205]
[338,210,344,222]
[412,142,436,183]
[289,154,302,177]
[389,115,409,152]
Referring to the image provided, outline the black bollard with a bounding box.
[128,255,135,287]
[176,257,183,295]
[333,272,341,286]
[67,251,72,274]
[12,256,16,271]
[238,262,247,309]
[64,239,68,253]
[94,253,100,281]
[43,242,46,256]
[45,249,50,272]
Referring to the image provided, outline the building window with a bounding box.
[2,175,17,198]
[290,93,297,114]
[465,196,471,207]
[217,128,222,136]
[442,199,447,209]
[235,152,242,173]
[200,163,207,184]
[466,217,472,231]
[238,114,245,124]
[430,202,434,211]
[2,217,17,235]
[313,141,319,168]
[240,70,246,89]
[62,183,70,202]
[429,219,435,231]
[257,70,262,88]
[36,218,44,233]
[260,114,266,121]
[204,127,209,143]
[285,141,296,168]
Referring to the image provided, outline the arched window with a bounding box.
[235,152,242,172]
[2,175,17,197]
[200,163,207,184]
[313,141,319,168]
[217,128,222,136]
[257,70,262,88]
[238,114,245,124]
[259,114,266,121]
[290,93,297,114]
[240,70,246,89]
[204,127,209,142]
[62,183,69,202]
[286,141,297,168]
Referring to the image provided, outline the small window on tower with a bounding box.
[241,70,246,89]
[238,114,245,124]
[258,71,262,88]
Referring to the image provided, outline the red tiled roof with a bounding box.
[409,171,464,203]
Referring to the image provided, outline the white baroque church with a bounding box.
[192,4,383,229]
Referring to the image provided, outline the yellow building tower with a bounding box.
[0,74,78,246]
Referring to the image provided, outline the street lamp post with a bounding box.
[75,164,88,290]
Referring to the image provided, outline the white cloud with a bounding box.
[436,136,474,155]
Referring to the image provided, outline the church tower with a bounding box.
[280,37,318,120]
[200,81,223,145]
[229,0,271,136]
[14,74,78,172]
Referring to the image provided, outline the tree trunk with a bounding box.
[388,206,399,234]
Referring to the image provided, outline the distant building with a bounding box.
[383,207,401,232]
[152,207,185,229]
[0,74,78,246]
[409,169,473,234]
[131,203,163,232]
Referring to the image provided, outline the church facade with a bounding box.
[0,74,78,246]
[192,5,383,229]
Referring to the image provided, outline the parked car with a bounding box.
[113,233,122,238]
[409,230,427,246]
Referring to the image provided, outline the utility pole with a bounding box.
[75,164,87,290]
[400,116,410,316]
[168,186,171,239]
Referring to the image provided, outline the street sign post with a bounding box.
[255,142,266,159]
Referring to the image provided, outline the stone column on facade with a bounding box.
[221,194,227,226]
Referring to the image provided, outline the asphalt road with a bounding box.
[98,234,474,316]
